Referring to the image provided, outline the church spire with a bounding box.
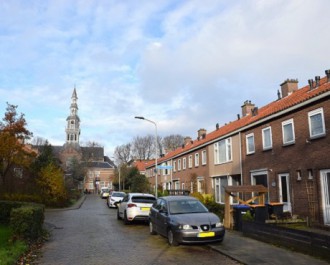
[65,87,81,145]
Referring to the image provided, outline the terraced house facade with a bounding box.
[145,69,330,226]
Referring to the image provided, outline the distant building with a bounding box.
[52,88,115,193]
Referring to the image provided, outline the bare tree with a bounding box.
[114,143,132,164]
[85,141,103,147]
[30,136,48,146]
[162,134,185,152]
[132,134,154,160]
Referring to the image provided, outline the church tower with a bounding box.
[65,87,81,145]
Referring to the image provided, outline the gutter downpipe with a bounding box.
[239,132,243,186]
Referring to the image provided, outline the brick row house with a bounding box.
[145,69,330,226]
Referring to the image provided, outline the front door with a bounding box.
[320,170,330,225]
[251,171,269,203]
[278,174,291,212]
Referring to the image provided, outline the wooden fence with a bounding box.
[242,221,330,262]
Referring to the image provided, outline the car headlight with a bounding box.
[179,224,193,230]
[215,222,224,228]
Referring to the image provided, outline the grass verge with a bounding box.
[0,224,28,265]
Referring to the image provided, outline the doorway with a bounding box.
[320,169,330,225]
[278,173,291,212]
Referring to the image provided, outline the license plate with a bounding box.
[198,232,215,238]
[141,207,150,211]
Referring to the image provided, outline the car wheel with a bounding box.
[124,211,130,225]
[117,209,121,220]
[167,229,179,246]
[149,221,157,235]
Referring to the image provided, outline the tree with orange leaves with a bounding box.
[0,103,34,191]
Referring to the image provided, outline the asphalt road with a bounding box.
[36,194,240,265]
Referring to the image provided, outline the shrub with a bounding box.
[10,205,45,240]
[190,193,225,220]
[242,210,254,221]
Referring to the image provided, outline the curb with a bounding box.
[45,195,86,212]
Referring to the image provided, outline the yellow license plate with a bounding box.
[141,207,150,211]
[198,232,215,238]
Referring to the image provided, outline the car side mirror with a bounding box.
[159,208,168,215]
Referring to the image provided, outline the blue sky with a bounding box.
[1,0,330,157]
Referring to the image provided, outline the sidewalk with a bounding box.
[45,195,86,212]
[209,230,329,265]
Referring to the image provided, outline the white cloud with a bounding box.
[1,0,330,157]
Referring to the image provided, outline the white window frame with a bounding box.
[202,150,207,165]
[214,176,240,204]
[282,119,295,145]
[173,161,176,172]
[188,155,192,168]
[194,153,199,167]
[214,138,232,164]
[182,157,186,170]
[262,126,273,150]
[246,133,255,154]
[308,108,326,139]
[178,159,181,171]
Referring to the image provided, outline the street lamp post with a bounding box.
[118,165,121,191]
[111,157,121,191]
[135,116,158,198]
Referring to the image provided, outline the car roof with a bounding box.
[159,196,198,202]
[128,193,155,197]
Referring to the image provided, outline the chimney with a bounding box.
[241,100,255,117]
[216,123,219,130]
[308,79,314,90]
[280,79,298,97]
[184,136,192,145]
[315,76,320,87]
[251,107,258,116]
[326,69,330,82]
[198,128,207,138]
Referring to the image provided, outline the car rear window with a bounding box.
[112,192,125,197]
[132,196,156,203]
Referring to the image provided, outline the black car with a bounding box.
[149,196,225,246]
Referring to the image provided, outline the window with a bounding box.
[197,177,204,193]
[173,161,176,172]
[282,119,295,145]
[202,150,207,165]
[214,138,232,164]
[308,108,326,138]
[246,133,255,154]
[188,155,192,168]
[194,153,199,167]
[215,177,228,204]
[14,168,23,178]
[183,157,186,170]
[178,159,181,171]
[262,127,272,150]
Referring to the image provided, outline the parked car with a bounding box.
[107,191,126,208]
[100,187,110,199]
[149,196,225,246]
[117,193,156,224]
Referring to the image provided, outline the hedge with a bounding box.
[10,205,45,240]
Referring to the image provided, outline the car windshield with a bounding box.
[169,200,208,214]
[112,192,125,197]
[102,189,109,193]
[132,196,156,203]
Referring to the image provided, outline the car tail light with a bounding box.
[127,203,137,208]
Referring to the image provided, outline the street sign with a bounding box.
[157,165,173,170]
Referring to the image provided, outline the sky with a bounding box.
[1,0,330,158]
